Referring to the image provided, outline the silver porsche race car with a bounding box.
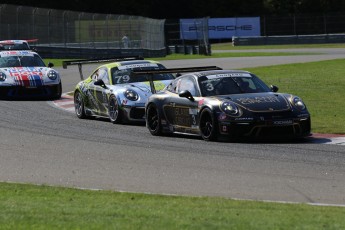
[63,57,175,124]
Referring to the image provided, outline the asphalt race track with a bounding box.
[1,48,345,206]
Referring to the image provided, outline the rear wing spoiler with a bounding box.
[132,66,222,93]
[62,56,144,80]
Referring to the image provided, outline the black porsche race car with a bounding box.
[143,69,311,141]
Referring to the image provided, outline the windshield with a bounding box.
[0,54,45,67]
[111,64,174,85]
[0,43,30,50]
[199,73,271,96]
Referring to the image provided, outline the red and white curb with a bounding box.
[308,133,345,145]
[52,93,74,113]
[50,94,345,145]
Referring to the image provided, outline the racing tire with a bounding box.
[199,108,218,141]
[74,90,87,119]
[51,82,62,100]
[108,95,122,124]
[146,103,162,136]
[55,82,62,99]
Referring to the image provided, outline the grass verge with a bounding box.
[1,182,345,229]
[244,59,345,134]
[45,48,320,67]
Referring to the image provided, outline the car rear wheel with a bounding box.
[146,103,162,136]
[109,95,122,124]
[74,90,87,119]
[199,108,218,141]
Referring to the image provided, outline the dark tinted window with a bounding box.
[199,73,271,96]
[0,53,45,67]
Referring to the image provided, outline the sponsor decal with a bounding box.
[180,17,260,40]
[0,51,34,57]
[118,63,158,70]
[206,73,251,79]
[234,117,253,121]
[189,108,198,115]
[8,67,44,87]
[198,99,205,106]
[236,96,280,105]
[218,113,227,120]
[272,120,293,125]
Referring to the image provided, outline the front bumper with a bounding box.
[218,117,311,139]
[0,84,61,100]
[121,105,146,123]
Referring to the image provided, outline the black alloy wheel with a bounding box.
[199,108,218,141]
[146,103,162,135]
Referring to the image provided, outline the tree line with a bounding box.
[2,0,345,19]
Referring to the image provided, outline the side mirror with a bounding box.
[179,90,194,101]
[270,85,279,92]
[48,62,54,68]
[94,79,107,89]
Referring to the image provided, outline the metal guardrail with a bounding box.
[232,34,345,46]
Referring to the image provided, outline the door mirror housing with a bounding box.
[179,90,194,101]
[94,79,107,89]
[270,85,279,92]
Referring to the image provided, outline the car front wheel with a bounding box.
[51,82,62,100]
[108,95,122,124]
[146,103,162,136]
[199,108,218,141]
[74,90,87,119]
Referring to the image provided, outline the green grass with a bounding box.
[47,52,314,67]
[1,182,345,229]
[244,59,345,134]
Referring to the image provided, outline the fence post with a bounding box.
[323,14,327,34]
[16,6,22,38]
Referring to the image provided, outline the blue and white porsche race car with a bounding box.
[0,50,62,99]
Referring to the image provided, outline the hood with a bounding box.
[219,93,291,112]
[0,67,49,87]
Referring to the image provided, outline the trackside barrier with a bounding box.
[232,34,345,46]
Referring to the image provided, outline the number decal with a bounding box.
[117,75,130,84]
[206,83,214,91]
[192,115,196,125]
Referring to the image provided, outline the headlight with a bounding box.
[124,89,139,101]
[292,96,306,110]
[0,72,6,81]
[220,101,241,116]
[47,70,58,80]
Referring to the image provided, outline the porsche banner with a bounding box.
[180,17,261,40]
